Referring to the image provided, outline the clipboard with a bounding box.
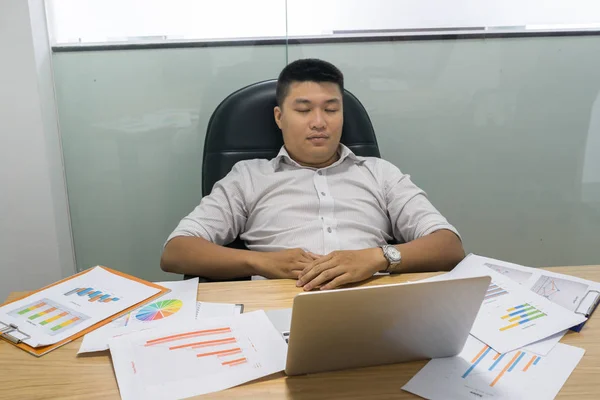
[571,289,600,332]
[0,266,169,356]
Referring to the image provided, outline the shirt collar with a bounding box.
[272,144,361,170]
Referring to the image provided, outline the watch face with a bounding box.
[387,247,401,262]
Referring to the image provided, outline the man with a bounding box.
[161,58,464,291]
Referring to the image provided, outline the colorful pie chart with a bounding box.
[135,299,183,322]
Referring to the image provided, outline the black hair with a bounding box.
[275,58,344,107]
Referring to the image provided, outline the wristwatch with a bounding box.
[380,245,402,273]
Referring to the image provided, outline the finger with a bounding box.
[320,273,353,290]
[299,253,333,278]
[302,262,342,291]
[297,257,334,286]
[291,262,308,271]
[304,267,344,291]
[307,252,322,260]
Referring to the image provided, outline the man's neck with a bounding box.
[287,147,341,169]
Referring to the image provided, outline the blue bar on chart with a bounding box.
[462,345,493,379]
[507,352,526,372]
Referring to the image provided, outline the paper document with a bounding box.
[403,335,584,400]
[420,255,586,353]
[520,330,566,356]
[78,279,198,354]
[196,301,243,319]
[109,310,287,400]
[482,256,600,328]
[0,266,162,347]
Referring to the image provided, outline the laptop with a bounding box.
[277,276,490,376]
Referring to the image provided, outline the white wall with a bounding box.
[0,0,75,301]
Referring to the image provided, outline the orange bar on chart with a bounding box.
[471,345,489,363]
[490,351,521,387]
[145,327,232,346]
[523,355,537,372]
[175,337,236,350]
[493,353,500,360]
[222,357,247,366]
[196,348,241,358]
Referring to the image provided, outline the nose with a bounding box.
[309,109,326,131]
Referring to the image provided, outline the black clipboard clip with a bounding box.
[0,321,31,344]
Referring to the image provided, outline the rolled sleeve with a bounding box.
[165,162,250,246]
[382,161,460,243]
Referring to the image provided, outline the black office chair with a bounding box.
[184,79,381,281]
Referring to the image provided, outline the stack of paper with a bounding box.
[109,310,287,400]
[403,254,592,400]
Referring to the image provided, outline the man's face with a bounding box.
[274,81,343,168]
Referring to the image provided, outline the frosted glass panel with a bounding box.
[289,36,600,267]
[53,35,600,281]
[53,46,286,280]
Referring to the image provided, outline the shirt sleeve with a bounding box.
[380,159,460,243]
[165,161,250,246]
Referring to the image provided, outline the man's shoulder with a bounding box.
[233,158,273,169]
[354,155,401,174]
[230,158,275,176]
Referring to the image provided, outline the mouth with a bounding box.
[307,135,330,145]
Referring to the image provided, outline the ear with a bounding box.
[274,106,283,130]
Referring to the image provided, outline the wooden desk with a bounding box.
[2,266,600,400]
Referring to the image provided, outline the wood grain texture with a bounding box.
[1,266,599,399]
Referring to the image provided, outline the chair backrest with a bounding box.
[189,79,381,281]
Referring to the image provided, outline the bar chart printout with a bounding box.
[8,298,90,336]
[402,335,585,400]
[108,311,287,400]
[499,304,546,331]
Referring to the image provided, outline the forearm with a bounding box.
[160,236,260,279]
[390,229,465,273]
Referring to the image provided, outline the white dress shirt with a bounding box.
[167,144,459,256]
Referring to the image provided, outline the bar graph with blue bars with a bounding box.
[500,304,546,331]
[462,344,541,387]
[462,344,493,378]
[463,343,542,387]
[64,287,120,303]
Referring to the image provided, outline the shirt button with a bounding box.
[317,171,322,175]
[320,192,326,196]
[327,227,332,233]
